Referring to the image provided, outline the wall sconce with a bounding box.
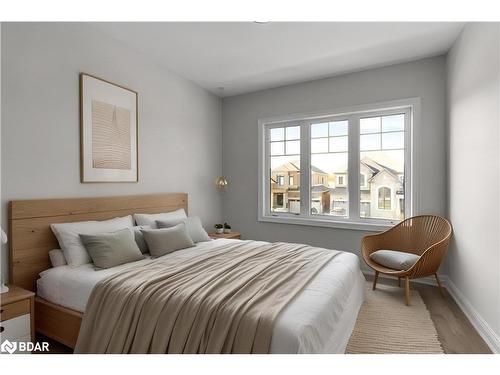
[215,176,228,191]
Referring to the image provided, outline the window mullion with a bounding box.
[263,127,271,217]
[348,115,360,220]
[300,121,311,217]
[404,108,412,217]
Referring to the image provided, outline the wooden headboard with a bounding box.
[9,193,188,291]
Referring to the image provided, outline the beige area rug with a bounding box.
[346,282,444,354]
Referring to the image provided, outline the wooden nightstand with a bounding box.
[208,231,241,240]
[1,285,35,352]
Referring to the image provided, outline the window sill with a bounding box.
[258,214,396,232]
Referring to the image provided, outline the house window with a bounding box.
[360,174,366,187]
[260,99,415,229]
[277,175,285,186]
[378,187,392,210]
[275,193,284,207]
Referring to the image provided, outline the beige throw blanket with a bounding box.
[75,240,339,354]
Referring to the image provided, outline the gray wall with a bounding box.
[222,56,447,267]
[0,24,2,284]
[447,23,500,338]
[1,23,223,277]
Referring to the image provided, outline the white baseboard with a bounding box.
[361,269,500,353]
[443,277,500,354]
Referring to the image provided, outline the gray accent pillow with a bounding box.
[80,228,144,269]
[156,216,211,243]
[132,225,150,253]
[370,249,420,271]
[141,223,195,258]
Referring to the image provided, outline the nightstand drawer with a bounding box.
[1,299,30,322]
[0,314,31,342]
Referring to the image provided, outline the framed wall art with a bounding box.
[80,73,138,182]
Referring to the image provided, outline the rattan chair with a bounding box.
[362,215,452,306]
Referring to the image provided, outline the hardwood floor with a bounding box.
[36,276,492,354]
[365,273,492,354]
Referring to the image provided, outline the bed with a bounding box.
[9,193,364,353]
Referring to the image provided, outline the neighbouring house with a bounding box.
[271,157,403,220]
[270,161,330,214]
[330,157,404,220]
[359,157,404,220]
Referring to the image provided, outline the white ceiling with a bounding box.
[94,22,464,97]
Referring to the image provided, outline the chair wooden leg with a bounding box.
[435,273,445,298]
[398,277,401,287]
[372,271,379,290]
[405,277,411,306]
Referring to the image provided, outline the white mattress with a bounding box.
[37,239,365,353]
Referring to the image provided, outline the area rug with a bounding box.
[346,282,444,354]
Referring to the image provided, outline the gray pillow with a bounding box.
[80,228,144,269]
[156,216,211,243]
[132,225,150,253]
[141,223,195,258]
[370,249,420,271]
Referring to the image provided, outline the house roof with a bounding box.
[361,157,400,177]
[362,157,401,183]
[311,184,330,193]
[272,157,400,181]
[311,165,327,174]
[272,160,327,174]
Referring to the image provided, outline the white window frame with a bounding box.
[258,98,421,231]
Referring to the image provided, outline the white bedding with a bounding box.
[37,239,365,354]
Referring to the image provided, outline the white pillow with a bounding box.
[156,216,211,243]
[50,215,134,267]
[133,209,187,228]
[49,249,67,267]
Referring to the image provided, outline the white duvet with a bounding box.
[37,239,365,354]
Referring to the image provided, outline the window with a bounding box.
[269,124,301,214]
[260,99,416,230]
[360,113,405,220]
[378,187,392,210]
[310,119,348,217]
[360,174,366,188]
[275,193,284,207]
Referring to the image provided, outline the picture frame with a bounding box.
[80,73,138,182]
